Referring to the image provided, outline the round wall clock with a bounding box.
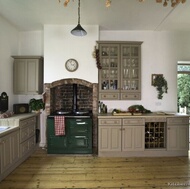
[65,59,79,72]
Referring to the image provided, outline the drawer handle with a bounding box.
[77,122,86,125]
[75,136,86,138]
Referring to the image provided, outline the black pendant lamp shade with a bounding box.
[71,0,87,36]
[71,24,87,36]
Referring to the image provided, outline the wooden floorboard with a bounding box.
[1,148,190,189]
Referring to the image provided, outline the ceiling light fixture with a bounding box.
[61,0,87,36]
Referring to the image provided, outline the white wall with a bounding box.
[0,16,19,111]
[100,30,190,112]
[18,31,44,56]
[44,25,99,83]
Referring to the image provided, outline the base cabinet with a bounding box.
[0,129,20,178]
[167,117,189,151]
[0,114,39,182]
[98,115,189,157]
[98,118,145,154]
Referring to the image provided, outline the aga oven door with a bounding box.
[66,118,92,153]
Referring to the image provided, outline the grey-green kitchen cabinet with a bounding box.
[12,56,43,94]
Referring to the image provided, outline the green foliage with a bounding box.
[29,98,45,111]
[153,75,168,99]
[177,74,190,108]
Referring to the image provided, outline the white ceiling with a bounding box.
[0,0,190,32]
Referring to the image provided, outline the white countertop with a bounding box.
[0,113,39,137]
[0,113,39,126]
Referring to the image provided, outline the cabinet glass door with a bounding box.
[121,45,140,91]
[99,44,120,91]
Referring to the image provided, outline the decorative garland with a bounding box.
[153,75,168,99]
[93,47,102,69]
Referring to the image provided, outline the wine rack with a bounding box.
[145,122,166,149]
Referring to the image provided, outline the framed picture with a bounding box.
[151,74,163,85]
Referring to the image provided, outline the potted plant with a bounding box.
[152,75,168,99]
[29,98,45,113]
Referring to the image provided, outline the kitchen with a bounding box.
[1,0,190,188]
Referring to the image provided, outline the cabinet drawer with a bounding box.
[20,136,36,157]
[121,93,141,100]
[20,117,36,127]
[167,117,189,125]
[145,117,166,122]
[99,93,119,100]
[123,118,145,125]
[20,124,35,143]
[98,119,122,126]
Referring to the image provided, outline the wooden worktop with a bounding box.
[98,112,189,118]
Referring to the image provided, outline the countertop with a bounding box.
[98,112,189,118]
[0,113,39,137]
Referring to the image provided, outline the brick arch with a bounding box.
[51,78,94,88]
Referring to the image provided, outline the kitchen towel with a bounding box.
[54,116,65,136]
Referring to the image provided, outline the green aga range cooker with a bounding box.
[47,111,93,154]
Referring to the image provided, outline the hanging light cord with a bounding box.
[78,0,80,24]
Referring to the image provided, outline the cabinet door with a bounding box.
[0,130,19,174]
[13,57,43,94]
[27,59,40,94]
[0,135,11,173]
[98,44,120,100]
[13,59,26,94]
[167,125,189,151]
[120,44,141,100]
[122,126,144,151]
[98,126,121,151]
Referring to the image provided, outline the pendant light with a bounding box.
[71,0,87,36]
